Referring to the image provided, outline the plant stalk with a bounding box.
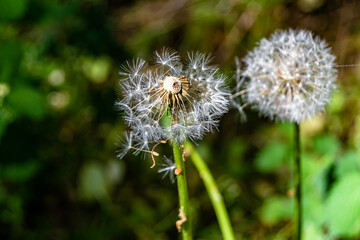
[294,123,302,240]
[173,142,192,240]
[185,142,235,240]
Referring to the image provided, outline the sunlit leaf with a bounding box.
[259,196,294,226]
[302,153,333,198]
[324,173,360,238]
[304,223,325,240]
[334,151,360,180]
[313,134,340,156]
[255,142,289,172]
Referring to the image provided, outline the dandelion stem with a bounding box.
[185,142,235,240]
[173,142,192,240]
[294,123,302,240]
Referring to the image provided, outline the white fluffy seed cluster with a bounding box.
[233,29,337,123]
[116,48,229,158]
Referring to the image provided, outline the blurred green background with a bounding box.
[0,0,360,239]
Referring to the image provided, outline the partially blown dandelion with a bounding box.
[232,29,337,123]
[117,48,229,165]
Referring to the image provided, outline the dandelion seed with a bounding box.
[232,29,337,123]
[117,48,229,163]
[116,132,133,159]
[157,157,177,183]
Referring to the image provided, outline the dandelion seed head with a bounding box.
[117,47,229,159]
[233,29,337,123]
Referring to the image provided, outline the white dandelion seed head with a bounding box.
[234,29,337,123]
[117,47,229,157]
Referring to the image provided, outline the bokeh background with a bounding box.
[1,0,360,239]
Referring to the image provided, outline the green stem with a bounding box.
[185,142,235,240]
[294,123,302,240]
[173,142,192,240]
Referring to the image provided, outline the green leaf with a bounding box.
[0,107,14,142]
[0,195,23,225]
[0,41,23,83]
[302,153,333,198]
[335,151,360,180]
[227,138,247,175]
[1,161,39,182]
[6,85,46,120]
[0,0,28,20]
[304,223,326,240]
[313,134,340,156]
[303,187,324,226]
[259,196,294,226]
[324,173,360,238]
[277,122,293,140]
[255,142,289,172]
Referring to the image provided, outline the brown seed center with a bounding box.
[163,76,182,94]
